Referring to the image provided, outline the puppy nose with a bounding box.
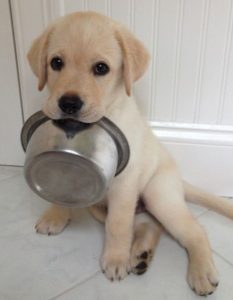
[58,94,84,115]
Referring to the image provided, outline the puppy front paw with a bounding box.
[188,257,219,296]
[35,206,71,235]
[101,251,131,281]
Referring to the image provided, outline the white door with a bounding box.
[10,0,233,196]
[0,0,24,165]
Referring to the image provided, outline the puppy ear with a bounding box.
[27,26,53,91]
[115,26,150,96]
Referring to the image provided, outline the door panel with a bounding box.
[0,0,24,165]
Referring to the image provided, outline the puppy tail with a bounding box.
[184,181,233,219]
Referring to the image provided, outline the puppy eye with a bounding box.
[93,62,110,76]
[50,57,64,71]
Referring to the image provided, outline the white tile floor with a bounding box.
[0,166,233,300]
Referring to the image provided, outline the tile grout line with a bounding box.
[49,270,101,300]
[0,173,23,185]
[195,206,233,267]
[194,208,210,219]
[0,164,23,168]
[212,249,233,268]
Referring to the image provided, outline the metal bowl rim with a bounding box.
[21,111,130,176]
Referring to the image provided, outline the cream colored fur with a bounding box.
[27,11,233,296]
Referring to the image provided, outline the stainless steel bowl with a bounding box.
[21,111,130,207]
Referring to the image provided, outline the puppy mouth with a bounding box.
[53,118,92,137]
[59,112,103,123]
[61,109,104,124]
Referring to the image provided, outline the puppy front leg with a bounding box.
[35,204,71,235]
[101,185,137,281]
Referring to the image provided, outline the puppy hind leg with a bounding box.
[88,203,108,224]
[130,212,162,275]
[143,169,219,296]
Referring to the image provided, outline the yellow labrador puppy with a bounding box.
[28,11,233,296]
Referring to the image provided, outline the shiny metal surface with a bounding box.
[21,111,130,207]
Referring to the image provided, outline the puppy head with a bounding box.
[28,12,149,122]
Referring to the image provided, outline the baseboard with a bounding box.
[150,122,233,197]
[151,121,233,146]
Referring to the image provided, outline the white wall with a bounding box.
[6,0,233,195]
[11,0,233,125]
